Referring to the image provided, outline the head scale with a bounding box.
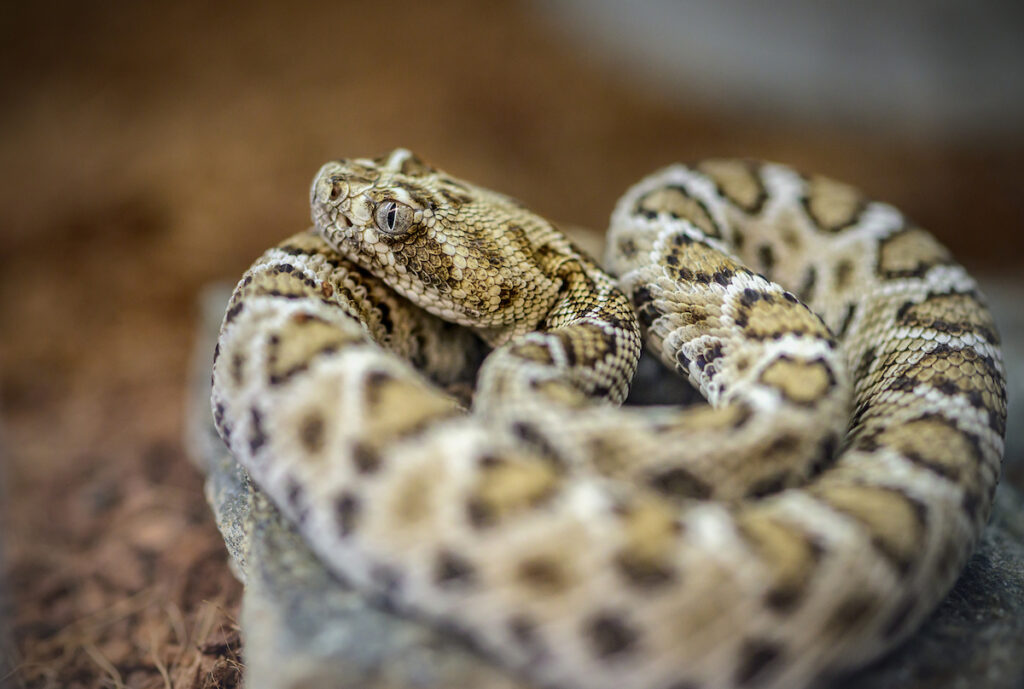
[310,149,562,338]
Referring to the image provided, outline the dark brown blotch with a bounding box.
[614,552,677,590]
[511,422,563,464]
[299,413,325,453]
[434,550,477,588]
[225,300,244,324]
[248,407,267,454]
[648,467,712,500]
[517,556,569,593]
[748,472,792,498]
[334,492,360,536]
[798,266,817,303]
[826,594,879,636]
[585,611,639,660]
[351,442,382,474]
[837,303,857,338]
[466,498,496,529]
[856,346,877,381]
[735,639,783,686]
[834,259,854,290]
[230,353,245,386]
[363,369,395,407]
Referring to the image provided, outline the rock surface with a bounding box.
[189,280,1024,689]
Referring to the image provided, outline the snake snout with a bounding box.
[310,162,347,211]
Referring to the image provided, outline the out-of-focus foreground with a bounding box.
[1,2,1022,688]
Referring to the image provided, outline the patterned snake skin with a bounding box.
[211,150,1006,689]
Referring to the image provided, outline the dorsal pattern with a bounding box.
[211,151,1005,689]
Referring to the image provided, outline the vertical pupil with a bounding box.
[386,204,397,229]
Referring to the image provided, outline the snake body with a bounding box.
[211,150,1006,689]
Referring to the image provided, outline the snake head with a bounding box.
[310,149,563,340]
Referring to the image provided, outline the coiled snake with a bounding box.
[211,150,1006,689]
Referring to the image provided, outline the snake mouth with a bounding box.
[312,203,350,230]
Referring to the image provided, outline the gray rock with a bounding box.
[187,280,1024,689]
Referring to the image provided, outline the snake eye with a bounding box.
[374,200,414,236]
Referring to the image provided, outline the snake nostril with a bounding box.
[329,179,344,201]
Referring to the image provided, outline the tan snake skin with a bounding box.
[211,150,1006,689]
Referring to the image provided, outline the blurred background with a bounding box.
[2,1,1022,687]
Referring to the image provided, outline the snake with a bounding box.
[210,149,1006,689]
